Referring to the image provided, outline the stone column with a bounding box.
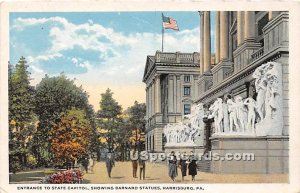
[237,11,244,46]
[152,82,155,116]
[215,11,220,64]
[168,75,174,113]
[155,75,161,113]
[220,11,229,61]
[148,85,151,118]
[173,74,177,113]
[149,82,154,117]
[244,11,256,41]
[200,12,204,74]
[203,11,211,72]
[146,87,149,120]
[176,75,181,113]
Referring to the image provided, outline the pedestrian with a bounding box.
[92,156,97,171]
[188,151,197,181]
[178,152,188,182]
[168,151,177,181]
[105,152,115,178]
[88,156,94,173]
[81,155,89,173]
[138,156,146,180]
[131,150,138,178]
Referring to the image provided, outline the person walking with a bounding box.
[138,157,146,180]
[88,156,94,173]
[178,152,188,182]
[188,151,197,181]
[105,152,115,178]
[81,155,89,173]
[131,150,138,178]
[168,151,178,181]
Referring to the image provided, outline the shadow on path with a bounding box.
[111,176,125,179]
[144,177,160,181]
[81,179,91,184]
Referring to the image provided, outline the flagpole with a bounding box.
[162,14,164,52]
[162,25,164,52]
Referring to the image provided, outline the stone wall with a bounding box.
[210,136,289,174]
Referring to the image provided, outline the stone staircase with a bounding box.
[197,153,211,172]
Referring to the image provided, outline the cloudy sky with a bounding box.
[10,12,216,111]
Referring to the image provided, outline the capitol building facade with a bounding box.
[143,11,289,174]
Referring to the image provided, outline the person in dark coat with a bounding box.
[105,152,115,178]
[138,157,146,180]
[81,155,89,173]
[188,151,197,181]
[131,150,138,178]
[178,152,188,182]
[168,151,177,181]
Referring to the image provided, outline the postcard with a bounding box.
[1,1,300,193]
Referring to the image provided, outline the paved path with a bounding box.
[83,161,288,184]
[10,170,44,184]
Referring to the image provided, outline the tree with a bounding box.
[126,101,146,151]
[9,57,35,128]
[97,88,122,153]
[8,62,14,140]
[33,74,98,165]
[50,108,92,165]
[8,57,36,171]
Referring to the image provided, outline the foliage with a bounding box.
[9,57,35,126]
[8,57,36,170]
[9,155,22,173]
[41,169,83,184]
[98,88,122,119]
[127,101,146,131]
[33,74,98,164]
[34,73,93,127]
[96,89,123,152]
[126,101,146,150]
[27,154,38,168]
[50,108,92,165]
[9,57,101,168]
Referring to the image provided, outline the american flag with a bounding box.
[162,14,179,31]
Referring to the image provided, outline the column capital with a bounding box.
[154,74,161,79]
[199,11,206,16]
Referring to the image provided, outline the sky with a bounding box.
[9,12,216,111]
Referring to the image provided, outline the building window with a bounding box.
[184,86,191,96]
[184,104,191,115]
[184,75,191,82]
[152,135,155,151]
[162,133,166,151]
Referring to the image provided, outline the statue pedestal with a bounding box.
[210,135,288,174]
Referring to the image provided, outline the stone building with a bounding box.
[142,52,200,152]
[143,11,289,174]
[197,11,289,174]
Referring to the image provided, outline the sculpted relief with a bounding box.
[163,62,283,146]
[208,62,283,136]
[163,103,205,146]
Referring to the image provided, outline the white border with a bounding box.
[1,1,300,193]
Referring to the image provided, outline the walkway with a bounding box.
[83,161,288,184]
